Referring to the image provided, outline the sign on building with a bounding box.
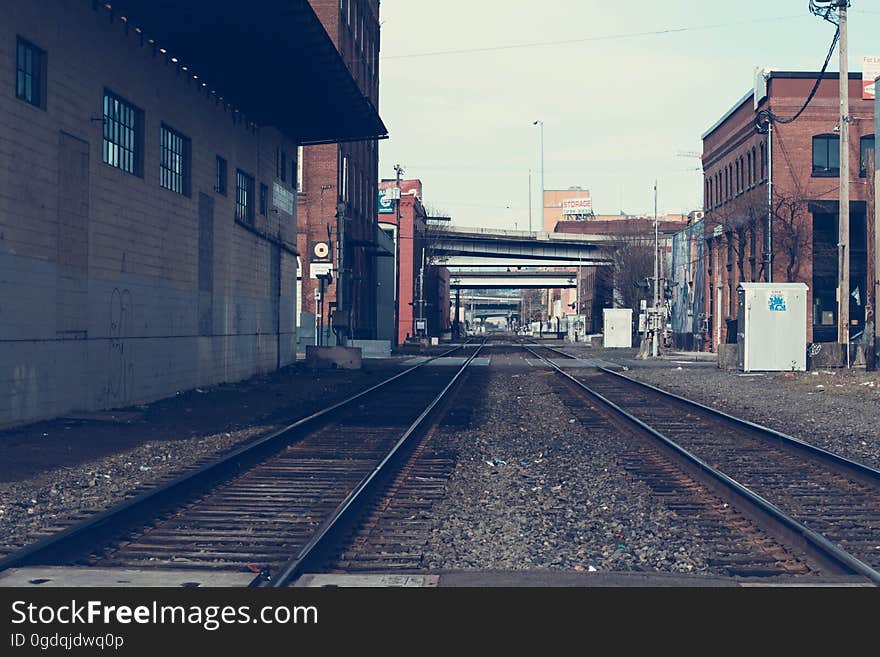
[862,56,880,100]
[378,189,395,214]
[273,182,294,215]
[562,197,592,216]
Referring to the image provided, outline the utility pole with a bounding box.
[393,163,404,344]
[533,120,544,231]
[838,0,850,363]
[766,122,773,283]
[528,169,532,232]
[866,149,876,370]
[653,180,660,358]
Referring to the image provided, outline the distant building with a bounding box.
[542,187,592,231]
[297,0,384,343]
[378,180,449,344]
[0,1,384,427]
[700,71,873,349]
[552,214,688,334]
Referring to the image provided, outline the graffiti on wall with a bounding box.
[97,287,134,407]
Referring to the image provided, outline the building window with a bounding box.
[859,134,875,177]
[812,134,840,176]
[751,146,757,184]
[747,151,752,188]
[215,156,227,195]
[259,182,268,216]
[159,124,190,196]
[102,91,142,176]
[342,155,349,202]
[296,145,304,193]
[15,37,46,108]
[236,169,255,223]
[760,143,765,181]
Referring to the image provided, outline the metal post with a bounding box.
[866,149,876,370]
[838,0,850,362]
[533,120,544,231]
[766,122,773,283]
[528,169,532,233]
[653,180,660,358]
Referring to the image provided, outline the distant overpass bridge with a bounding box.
[430,226,613,267]
[450,270,576,289]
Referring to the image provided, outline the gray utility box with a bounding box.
[603,308,633,348]
[737,283,807,372]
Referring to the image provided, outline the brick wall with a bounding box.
[0,0,300,427]
[701,74,874,348]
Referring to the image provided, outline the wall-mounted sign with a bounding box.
[562,198,592,215]
[310,240,332,262]
[310,262,333,279]
[273,182,294,215]
[863,56,880,99]
[378,189,395,214]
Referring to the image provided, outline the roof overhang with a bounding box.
[102,0,387,145]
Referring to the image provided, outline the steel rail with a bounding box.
[267,340,486,587]
[524,345,880,586]
[598,367,880,484]
[0,341,477,573]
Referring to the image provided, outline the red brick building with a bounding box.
[378,180,450,344]
[701,71,873,348]
[297,0,385,341]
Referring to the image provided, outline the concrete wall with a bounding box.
[1,1,300,427]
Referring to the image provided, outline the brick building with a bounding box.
[555,217,687,334]
[701,71,873,349]
[297,0,384,343]
[377,179,450,344]
[0,0,384,427]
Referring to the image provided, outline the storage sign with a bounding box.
[768,292,787,312]
[562,198,592,215]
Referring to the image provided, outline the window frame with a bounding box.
[236,169,255,224]
[859,134,875,178]
[102,90,143,177]
[15,36,46,109]
[215,155,228,196]
[159,123,191,197]
[812,134,840,177]
[259,182,268,216]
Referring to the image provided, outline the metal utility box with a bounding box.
[603,308,633,348]
[737,283,807,372]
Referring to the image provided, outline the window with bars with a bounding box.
[15,37,45,108]
[859,134,875,177]
[159,124,190,196]
[102,91,142,176]
[215,156,228,195]
[236,169,255,223]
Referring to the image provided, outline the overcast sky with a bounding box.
[376,0,880,229]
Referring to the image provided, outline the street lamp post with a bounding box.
[533,120,544,231]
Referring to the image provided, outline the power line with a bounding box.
[381,14,810,61]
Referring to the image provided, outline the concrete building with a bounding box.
[1,0,384,427]
[701,71,873,350]
[297,0,384,344]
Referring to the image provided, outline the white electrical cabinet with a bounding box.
[737,283,808,372]
[603,308,633,348]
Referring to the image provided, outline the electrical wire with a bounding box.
[755,18,840,131]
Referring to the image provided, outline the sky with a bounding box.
[376,0,880,229]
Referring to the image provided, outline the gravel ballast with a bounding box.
[423,367,722,574]
[623,366,880,470]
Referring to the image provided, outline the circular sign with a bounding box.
[313,242,330,259]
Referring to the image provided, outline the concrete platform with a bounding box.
[293,570,872,588]
[0,567,256,587]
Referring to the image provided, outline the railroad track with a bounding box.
[525,344,880,584]
[0,341,484,587]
